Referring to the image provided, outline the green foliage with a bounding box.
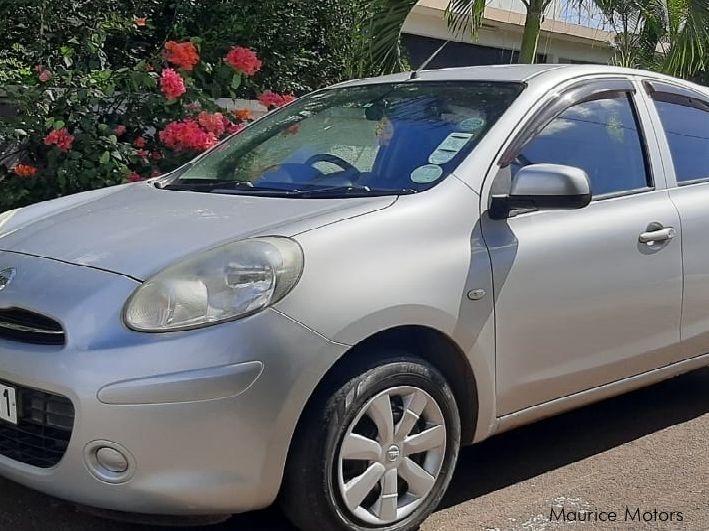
[0,0,372,211]
[170,0,369,94]
[0,0,369,97]
[577,0,709,78]
[0,18,255,211]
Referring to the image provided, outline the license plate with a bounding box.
[0,384,18,425]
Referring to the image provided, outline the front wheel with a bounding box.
[281,356,461,531]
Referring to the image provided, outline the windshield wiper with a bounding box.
[290,185,418,198]
[164,181,418,198]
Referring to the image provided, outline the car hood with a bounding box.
[0,182,395,280]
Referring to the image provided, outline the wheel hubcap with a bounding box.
[335,386,447,526]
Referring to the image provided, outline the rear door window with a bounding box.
[651,92,709,184]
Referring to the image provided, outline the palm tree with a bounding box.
[357,0,709,80]
[590,0,709,78]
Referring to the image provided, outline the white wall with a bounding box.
[403,1,614,65]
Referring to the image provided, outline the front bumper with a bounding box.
[0,251,347,515]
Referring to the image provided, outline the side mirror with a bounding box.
[490,163,591,219]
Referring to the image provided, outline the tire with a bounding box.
[281,354,461,531]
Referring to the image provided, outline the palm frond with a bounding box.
[662,0,709,77]
[445,0,487,38]
[355,0,419,77]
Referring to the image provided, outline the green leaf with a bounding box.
[99,151,110,165]
[53,120,65,129]
[231,72,242,90]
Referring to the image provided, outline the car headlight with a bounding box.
[124,237,304,332]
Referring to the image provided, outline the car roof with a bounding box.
[333,64,708,96]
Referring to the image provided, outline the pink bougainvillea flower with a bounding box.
[34,64,43,72]
[224,46,262,76]
[259,90,296,109]
[185,101,202,112]
[150,170,162,177]
[160,68,186,100]
[133,136,147,148]
[38,69,52,82]
[198,111,226,136]
[128,172,143,182]
[164,41,200,71]
[150,151,162,161]
[134,17,147,26]
[159,119,218,152]
[114,125,127,137]
[13,164,38,177]
[43,127,74,152]
[136,149,148,159]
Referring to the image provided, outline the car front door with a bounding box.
[481,79,684,416]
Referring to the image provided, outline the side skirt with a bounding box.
[494,353,709,435]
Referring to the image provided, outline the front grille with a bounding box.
[0,382,74,468]
[0,308,65,346]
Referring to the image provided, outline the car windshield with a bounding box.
[165,81,524,198]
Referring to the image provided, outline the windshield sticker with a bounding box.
[458,116,487,134]
[411,164,443,183]
[428,132,473,164]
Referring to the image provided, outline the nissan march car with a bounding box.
[0,64,708,531]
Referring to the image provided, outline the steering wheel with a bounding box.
[304,153,360,182]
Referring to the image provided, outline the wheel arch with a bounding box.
[291,325,479,453]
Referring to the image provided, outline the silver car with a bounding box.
[1,64,708,531]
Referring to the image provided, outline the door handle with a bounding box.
[639,226,675,244]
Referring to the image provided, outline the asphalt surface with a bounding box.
[1,368,707,531]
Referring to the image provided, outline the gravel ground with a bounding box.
[1,368,707,531]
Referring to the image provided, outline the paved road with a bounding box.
[1,368,707,531]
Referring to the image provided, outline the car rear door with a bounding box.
[480,78,684,415]
[644,80,709,360]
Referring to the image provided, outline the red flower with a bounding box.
[43,128,74,152]
[136,149,148,159]
[13,164,38,177]
[135,17,147,26]
[259,90,296,109]
[160,68,186,100]
[128,172,143,182]
[114,125,127,137]
[159,119,218,152]
[225,46,262,76]
[232,108,252,122]
[38,69,53,82]
[198,111,226,136]
[150,170,162,178]
[150,151,162,161]
[164,41,200,71]
[133,136,147,148]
